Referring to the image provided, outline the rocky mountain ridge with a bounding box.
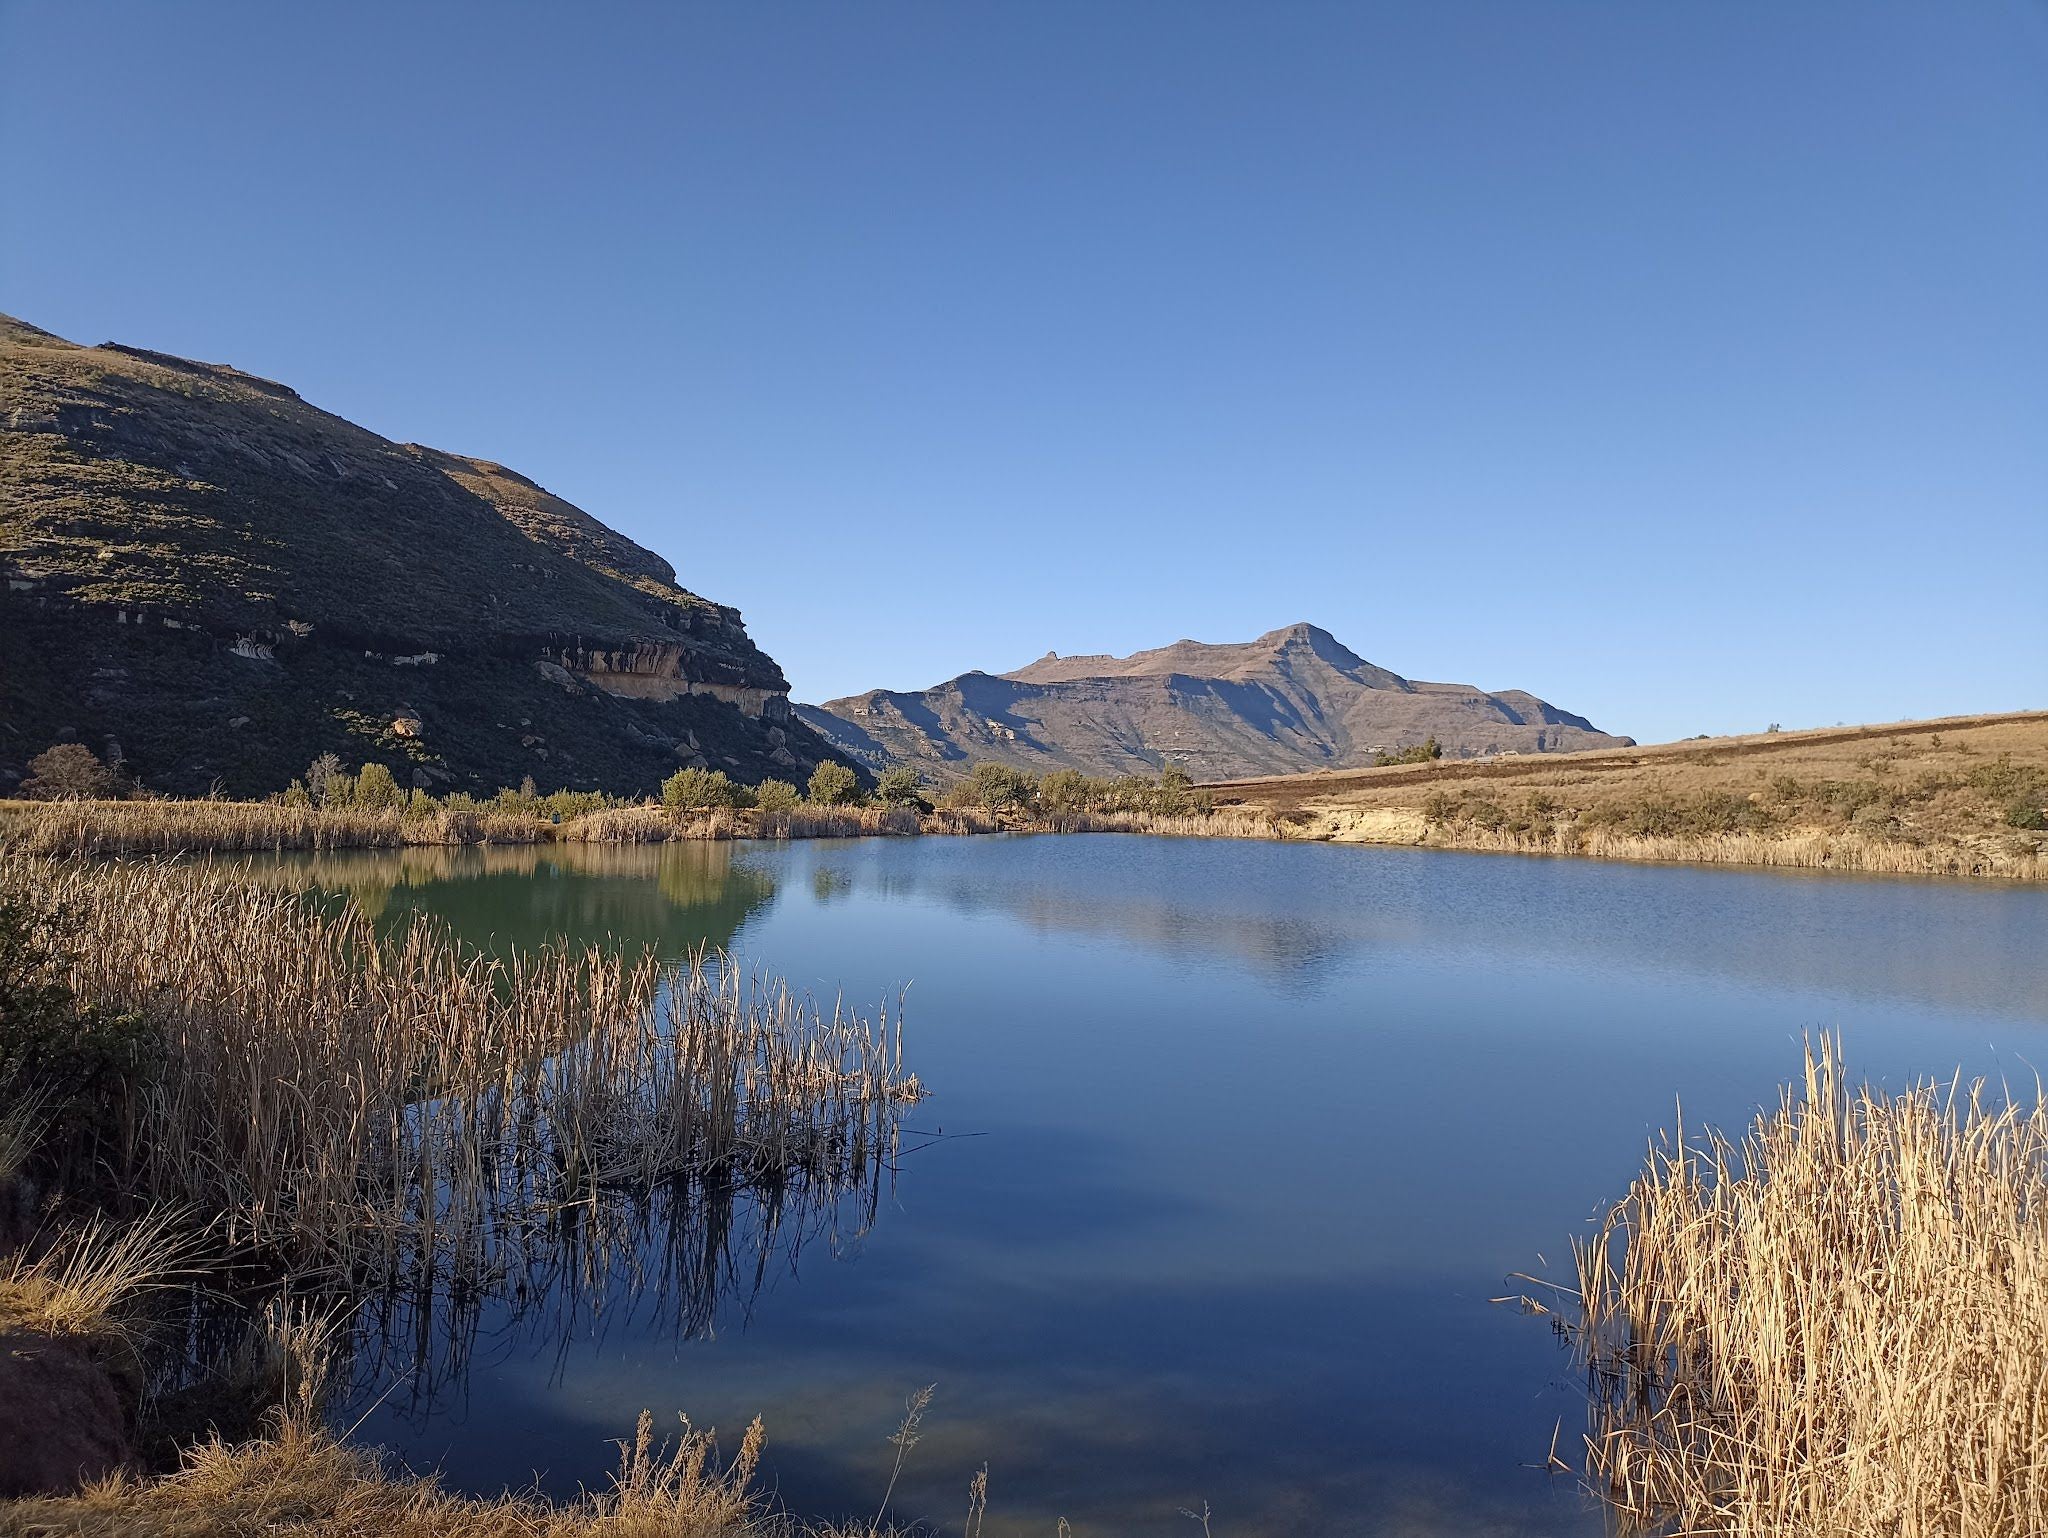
[799,623,1632,782]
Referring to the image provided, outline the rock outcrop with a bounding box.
[0,313,851,795]
[800,623,1631,782]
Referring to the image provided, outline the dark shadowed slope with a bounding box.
[0,314,848,795]
[799,623,1631,782]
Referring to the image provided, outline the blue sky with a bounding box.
[4,2,2042,744]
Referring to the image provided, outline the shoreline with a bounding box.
[3,794,2043,881]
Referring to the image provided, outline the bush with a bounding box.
[1157,764,1194,815]
[662,767,746,811]
[1373,737,1443,768]
[1037,768,1088,815]
[1422,789,1458,825]
[874,766,926,808]
[753,779,800,815]
[807,761,861,807]
[21,743,125,801]
[353,762,403,811]
[954,762,1037,813]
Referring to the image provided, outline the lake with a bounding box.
[279,835,2048,1537]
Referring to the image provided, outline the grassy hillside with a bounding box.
[1212,712,2048,879]
[0,314,846,795]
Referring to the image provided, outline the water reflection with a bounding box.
[275,835,2048,1537]
[347,1166,893,1431]
[248,841,779,958]
[781,835,2048,1020]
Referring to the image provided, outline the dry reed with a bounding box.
[0,1209,204,1345]
[2,856,919,1282]
[1548,1038,2048,1536]
[0,800,547,854]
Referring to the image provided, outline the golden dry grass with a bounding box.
[0,798,550,854]
[0,1210,201,1346]
[3,856,919,1278]
[1542,1038,2048,1536]
[0,795,1283,853]
[1214,711,2048,879]
[0,1413,771,1538]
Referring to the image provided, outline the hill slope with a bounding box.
[0,314,846,796]
[1209,712,2048,879]
[799,623,1630,781]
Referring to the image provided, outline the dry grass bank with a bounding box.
[0,799,549,854]
[0,796,1282,854]
[1530,1039,2048,1536]
[1212,711,2048,879]
[0,1406,983,1538]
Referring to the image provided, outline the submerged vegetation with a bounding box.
[1524,1039,2048,1536]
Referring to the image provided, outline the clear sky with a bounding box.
[4,2,2043,744]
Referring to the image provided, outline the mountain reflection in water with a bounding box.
[262,834,2048,1538]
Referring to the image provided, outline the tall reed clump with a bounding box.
[1558,1038,2048,1536]
[1,856,919,1282]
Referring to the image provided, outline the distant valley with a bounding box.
[799,623,1632,783]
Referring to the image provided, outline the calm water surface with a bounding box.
[279,836,2048,1537]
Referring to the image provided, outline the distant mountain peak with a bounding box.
[802,625,1630,781]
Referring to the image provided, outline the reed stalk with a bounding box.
[1,856,920,1284]
[1549,1038,2048,1536]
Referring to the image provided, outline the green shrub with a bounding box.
[1157,764,1194,815]
[1374,737,1443,768]
[874,766,926,807]
[753,779,800,815]
[662,767,746,810]
[1037,768,1088,815]
[353,762,403,810]
[1422,789,1458,825]
[807,761,861,807]
[954,762,1037,812]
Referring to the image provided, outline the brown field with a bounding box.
[1209,711,2048,879]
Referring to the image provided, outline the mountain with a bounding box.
[0,314,848,796]
[797,624,1632,782]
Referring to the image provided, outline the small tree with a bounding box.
[753,778,800,815]
[20,744,122,801]
[1037,768,1088,815]
[961,761,1036,813]
[354,762,403,810]
[305,752,344,805]
[662,767,744,810]
[1157,764,1194,815]
[874,765,925,807]
[808,761,860,806]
